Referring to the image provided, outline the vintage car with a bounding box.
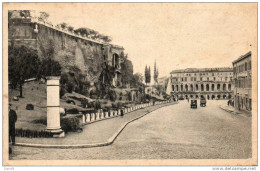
[190,100,197,108]
[200,97,207,107]
[179,97,184,100]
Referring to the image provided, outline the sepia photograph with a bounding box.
[2,2,258,166]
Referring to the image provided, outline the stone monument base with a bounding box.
[45,128,65,138]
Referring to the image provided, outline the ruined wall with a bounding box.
[8,20,123,83]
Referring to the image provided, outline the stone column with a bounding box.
[46,76,65,138]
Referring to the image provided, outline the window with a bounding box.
[200,77,203,81]
[225,77,228,81]
[213,77,216,81]
[194,77,196,81]
[191,77,193,81]
[207,77,209,81]
[248,61,251,70]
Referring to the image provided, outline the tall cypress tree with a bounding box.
[145,65,148,85]
[148,66,151,85]
[154,60,158,84]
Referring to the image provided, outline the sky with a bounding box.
[10,3,257,78]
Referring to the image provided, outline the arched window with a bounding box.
[201,84,204,91]
[217,84,220,91]
[211,84,215,91]
[206,84,209,91]
[112,53,120,68]
[185,84,188,91]
[223,84,226,91]
[228,84,231,91]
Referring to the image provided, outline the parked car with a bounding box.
[190,100,197,108]
[200,97,207,107]
[179,97,184,100]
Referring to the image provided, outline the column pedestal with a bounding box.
[46,76,65,138]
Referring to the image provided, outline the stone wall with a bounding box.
[8,18,125,84]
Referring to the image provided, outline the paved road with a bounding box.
[10,100,251,160]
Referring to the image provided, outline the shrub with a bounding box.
[108,90,117,101]
[117,102,123,109]
[26,104,34,110]
[61,116,82,133]
[66,108,79,114]
[111,103,117,109]
[81,99,87,108]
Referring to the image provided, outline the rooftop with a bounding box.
[232,51,251,64]
[170,67,233,74]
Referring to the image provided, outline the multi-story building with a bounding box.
[232,51,252,111]
[167,67,233,100]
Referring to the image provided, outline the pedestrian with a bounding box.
[9,104,17,145]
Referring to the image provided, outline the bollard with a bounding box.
[82,114,86,124]
[95,113,98,120]
[120,108,124,116]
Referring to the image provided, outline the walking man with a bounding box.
[9,104,17,145]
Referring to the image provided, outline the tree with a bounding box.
[39,11,49,22]
[8,45,41,97]
[97,63,116,98]
[67,26,74,32]
[100,35,112,43]
[131,73,144,88]
[19,10,31,18]
[37,58,62,80]
[154,60,159,84]
[59,22,68,29]
[74,27,93,36]
[147,66,151,85]
[145,65,148,85]
[120,53,133,87]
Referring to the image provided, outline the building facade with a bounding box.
[232,52,252,111]
[167,68,233,100]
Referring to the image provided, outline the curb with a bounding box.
[15,102,177,149]
[219,105,237,114]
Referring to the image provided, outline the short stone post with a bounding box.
[46,76,64,138]
[82,113,86,124]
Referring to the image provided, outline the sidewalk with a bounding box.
[219,105,252,116]
[15,101,177,148]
